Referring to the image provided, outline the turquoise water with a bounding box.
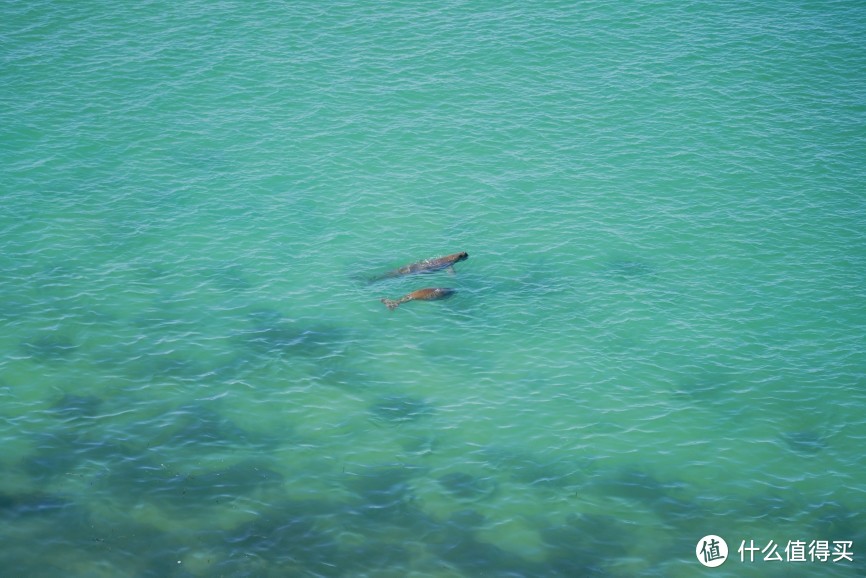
[2,1,865,576]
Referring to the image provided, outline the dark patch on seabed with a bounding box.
[89,517,199,578]
[202,263,252,291]
[599,467,685,504]
[9,399,855,577]
[434,529,538,577]
[134,353,209,381]
[96,455,284,513]
[540,513,634,576]
[24,433,128,485]
[134,401,267,450]
[0,296,32,322]
[0,492,71,518]
[313,351,370,389]
[24,402,132,483]
[479,444,591,489]
[369,394,433,424]
[810,502,864,544]
[162,459,284,506]
[671,365,735,400]
[50,393,104,419]
[88,332,216,383]
[590,465,704,533]
[0,463,724,578]
[781,430,828,455]
[222,499,343,576]
[601,255,657,281]
[344,463,425,517]
[19,332,79,362]
[24,396,280,492]
[235,309,346,360]
[744,493,799,524]
[141,401,286,460]
[0,493,96,577]
[396,431,438,455]
[807,503,866,577]
[437,471,497,500]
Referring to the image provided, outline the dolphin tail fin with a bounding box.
[381,298,400,311]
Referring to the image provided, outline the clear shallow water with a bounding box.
[2,1,865,576]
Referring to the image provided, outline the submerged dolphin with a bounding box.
[370,252,468,282]
[381,287,456,310]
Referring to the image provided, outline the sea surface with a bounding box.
[2,1,865,576]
